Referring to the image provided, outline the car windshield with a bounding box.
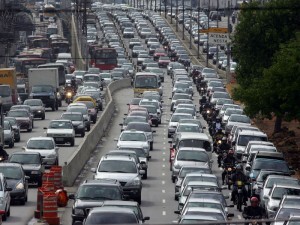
[175,109,195,116]
[272,187,300,200]
[24,100,43,106]
[276,208,300,220]
[252,159,289,173]
[175,83,189,89]
[225,109,243,116]
[7,110,28,117]
[177,150,209,162]
[31,86,53,93]
[126,123,151,132]
[177,125,200,133]
[120,133,146,141]
[85,212,138,224]
[179,140,211,151]
[3,121,10,130]
[101,73,111,78]
[0,166,22,179]
[256,172,286,183]
[186,202,222,211]
[27,140,54,149]
[183,176,217,187]
[173,94,189,100]
[83,82,98,88]
[103,205,141,219]
[216,99,233,105]
[213,92,230,99]
[9,154,40,164]
[180,168,210,178]
[49,121,73,129]
[62,114,82,121]
[98,160,137,173]
[77,185,122,200]
[184,185,218,196]
[229,115,251,123]
[238,135,268,146]
[266,178,300,188]
[143,106,157,114]
[171,114,193,122]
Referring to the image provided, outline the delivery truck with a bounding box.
[28,68,61,111]
[0,68,18,112]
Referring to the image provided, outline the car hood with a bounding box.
[227,121,251,127]
[15,117,30,121]
[30,92,54,96]
[25,149,55,157]
[6,178,21,189]
[47,129,73,134]
[117,141,148,148]
[95,172,139,182]
[175,161,209,168]
[30,106,44,111]
[74,199,105,208]
[22,164,41,171]
[169,122,178,127]
[236,145,246,153]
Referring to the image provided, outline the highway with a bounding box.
[60,9,245,225]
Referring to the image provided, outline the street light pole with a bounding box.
[171,0,173,24]
[226,0,231,83]
[176,0,178,31]
[189,5,192,49]
[206,0,210,67]
[160,0,162,15]
[197,0,200,58]
[182,0,184,40]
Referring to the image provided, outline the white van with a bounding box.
[233,130,268,160]
[57,53,72,62]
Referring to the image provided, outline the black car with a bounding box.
[8,152,44,187]
[61,112,85,137]
[69,179,124,224]
[0,163,29,205]
[23,99,46,120]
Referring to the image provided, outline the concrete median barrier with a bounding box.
[62,78,132,187]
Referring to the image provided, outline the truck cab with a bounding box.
[29,85,58,111]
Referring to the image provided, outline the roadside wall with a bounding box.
[62,78,131,186]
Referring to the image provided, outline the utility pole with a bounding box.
[160,0,161,15]
[189,4,192,49]
[176,0,178,31]
[155,0,157,11]
[182,0,184,40]
[164,0,167,18]
[170,0,173,24]
[206,0,210,67]
[197,0,200,58]
[216,0,219,73]
[82,0,88,71]
[226,0,231,83]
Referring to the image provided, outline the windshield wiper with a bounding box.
[78,196,94,200]
[111,171,128,173]
[5,177,17,180]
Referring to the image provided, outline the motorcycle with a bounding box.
[244,215,263,225]
[0,155,8,162]
[65,90,73,104]
[224,166,235,190]
[235,181,245,212]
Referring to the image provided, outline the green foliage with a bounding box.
[233,33,300,123]
[232,0,300,87]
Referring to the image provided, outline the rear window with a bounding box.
[238,135,267,146]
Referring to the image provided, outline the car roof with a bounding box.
[186,181,218,186]
[238,130,267,136]
[121,130,146,134]
[185,207,223,213]
[272,184,300,190]
[177,132,210,141]
[28,137,54,141]
[178,147,207,152]
[255,151,284,159]
[11,151,41,155]
[180,215,219,220]
[185,173,217,178]
[89,206,136,214]
[102,200,138,206]
[187,198,222,203]
[101,155,136,162]
[0,163,23,168]
[82,179,120,185]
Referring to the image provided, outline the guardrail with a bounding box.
[62,78,132,187]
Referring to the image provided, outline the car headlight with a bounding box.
[16,182,24,190]
[37,110,42,113]
[128,177,141,186]
[74,208,85,216]
[174,164,181,169]
[78,124,84,128]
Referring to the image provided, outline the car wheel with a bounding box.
[32,122,34,128]
[59,101,62,107]
[9,140,14,148]
[52,104,56,111]
[20,198,26,205]
[172,176,176,183]
[143,170,147,179]
[15,135,20,142]
[168,133,171,138]
[93,118,97,124]
[70,139,75,147]
[37,178,42,187]
[27,128,32,132]
[41,114,45,120]
[87,126,90,132]
[25,193,28,202]
[81,131,85,137]
[136,193,141,205]
[55,103,58,110]
[99,106,103,111]
[150,142,153,150]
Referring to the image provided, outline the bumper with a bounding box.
[74,126,85,134]
[18,121,31,129]
[25,172,42,183]
[122,186,141,199]
[10,189,26,201]
[4,138,13,145]
[42,157,57,165]
[71,214,85,223]
[53,137,74,144]
[33,110,45,118]
[168,127,176,136]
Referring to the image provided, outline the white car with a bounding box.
[0,173,11,221]
[23,137,59,166]
[116,130,150,157]
[45,120,75,146]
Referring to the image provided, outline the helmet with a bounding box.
[236,164,243,171]
[201,96,206,100]
[250,197,259,207]
[222,137,227,141]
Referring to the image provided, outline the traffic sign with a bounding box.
[208,32,230,44]
[199,27,228,34]
[199,29,209,33]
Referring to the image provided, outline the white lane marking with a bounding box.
[163,152,166,155]
[164,129,166,131]
[163,158,166,161]
[162,164,165,168]
[238,215,242,220]
[162,172,165,176]
[162,180,165,185]
[162,199,166,204]
[219,167,223,171]
[162,211,166,216]
[163,142,166,144]
[162,189,165,193]
[163,146,166,149]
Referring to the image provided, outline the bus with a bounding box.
[27,35,44,48]
[13,58,48,76]
[43,4,56,19]
[90,47,118,70]
[17,48,52,63]
[47,24,58,38]
[51,40,70,58]
[133,72,160,97]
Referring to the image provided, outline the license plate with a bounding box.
[55,138,64,141]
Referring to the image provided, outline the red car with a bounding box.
[153,48,167,61]
[158,56,171,68]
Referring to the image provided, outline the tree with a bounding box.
[234,33,300,133]
[232,0,300,87]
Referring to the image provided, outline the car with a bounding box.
[100,73,112,86]
[129,38,141,49]
[91,155,144,204]
[83,90,103,111]
[3,121,14,148]
[69,179,124,223]
[0,163,28,205]
[0,173,11,221]
[4,117,20,142]
[23,99,45,120]
[45,120,75,146]
[171,147,212,183]
[116,130,150,158]
[8,152,44,187]
[76,101,97,123]
[158,56,171,68]
[101,200,150,223]
[74,206,140,225]
[273,206,300,225]
[174,108,197,119]
[125,122,155,151]
[222,108,244,125]
[67,105,91,131]
[23,137,59,166]
[7,109,33,132]
[123,28,135,38]
[168,113,194,138]
[61,112,85,137]
[265,184,300,219]
[225,114,252,134]
[210,91,231,105]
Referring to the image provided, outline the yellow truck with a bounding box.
[0,68,18,112]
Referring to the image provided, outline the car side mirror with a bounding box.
[290,170,296,175]
[55,147,59,150]
[22,146,26,150]
[147,156,151,159]
[152,130,156,133]
[143,216,150,221]
[263,195,269,200]
[227,204,234,208]
[174,210,180,214]
[119,123,123,126]
[168,141,172,144]
[90,168,96,173]
[242,160,247,163]
[114,138,118,141]
[43,127,48,130]
[224,195,230,199]
[202,127,206,129]
[68,194,75,200]
[73,221,83,225]
[139,170,145,175]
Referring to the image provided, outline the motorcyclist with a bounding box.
[222,150,236,183]
[0,144,9,160]
[199,96,207,113]
[231,164,249,205]
[71,76,77,90]
[242,197,267,224]
[213,128,225,141]
[217,137,231,167]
